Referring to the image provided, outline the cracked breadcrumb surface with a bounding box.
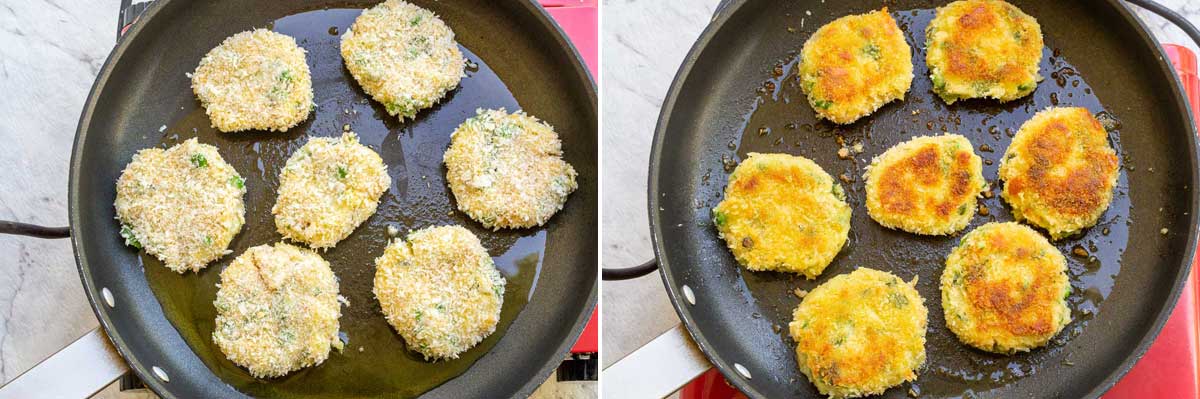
[864,134,986,235]
[444,108,578,230]
[941,222,1071,353]
[213,242,344,378]
[711,153,851,279]
[191,29,314,132]
[925,0,1043,104]
[341,0,465,120]
[114,138,246,273]
[999,107,1119,240]
[273,133,391,249]
[790,268,927,398]
[799,8,913,124]
[374,225,505,360]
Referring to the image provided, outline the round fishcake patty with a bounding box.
[865,134,985,235]
[373,225,505,360]
[213,243,343,378]
[942,222,1071,353]
[444,108,578,230]
[799,8,913,124]
[999,107,1119,240]
[789,268,927,398]
[926,0,1043,104]
[273,133,390,249]
[341,0,465,120]
[115,138,246,273]
[712,153,851,279]
[191,29,313,132]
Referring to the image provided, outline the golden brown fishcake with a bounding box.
[799,8,913,124]
[191,29,313,132]
[114,138,246,273]
[864,134,986,235]
[341,0,465,120]
[374,225,505,360]
[999,107,1119,240]
[273,133,391,249]
[213,243,343,378]
[444,108,578,230]
[790,268,927,398]
[942,222,1071,353]
[711,153,851,279]
[925,0,1043,104]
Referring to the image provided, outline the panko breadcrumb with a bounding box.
[373,225,505,360]
[711,153,851,279]
[941,222,1072,353]
[864,134,986,235]
[114,138,246,273]
[999,107,1119,239]
[790,268,927,398]
[925,0,1043,104]
[341,0,465,120]
[273,133,390,249]
[798,8,913,124]
[444,108,578,230]
[213,243,343,378]
[191,29,313,132]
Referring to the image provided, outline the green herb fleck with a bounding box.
[410,14,423,26]
[932,74,946,91]
[190,153,207,168]
[278,69,293,83]
[1017,82,1034,92]
[813,99,833,110]
[862,43,881,60]
[957,204,968,215]
[229,175,244,189]
[336,166,348,179]
[713,210,728,227]
[415,310,423,322]
[890,292,909,308]
[203,235,213,246]
[120,225,142,249]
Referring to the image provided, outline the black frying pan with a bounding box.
[605,0,1200,397]
[0,0,595,398]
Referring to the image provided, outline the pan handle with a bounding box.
[1125,0,1200,47]
[0,327,129,397]
[602,259,659,280]
[0,221,69,238]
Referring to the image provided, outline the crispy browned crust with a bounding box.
[999,107,1119,239]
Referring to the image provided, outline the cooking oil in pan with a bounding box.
[716,8,1130,397]
[143,7,547,398]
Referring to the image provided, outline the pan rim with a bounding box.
[67,0,597,398]
[646,0,1200,398]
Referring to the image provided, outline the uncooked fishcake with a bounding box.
[789,268,927,398]
[864,134,986,235]
[798,8,913,124]
[191,29,313,132]
[941,222,1072,353]
[999,107,1119,240]
[444,108,578,230]
[213,243,343,378]
[373,225,506,360]
[273,133,390,249]
[114,138,246,273]
[925,0,1043,104]
[341,0,465,120]
[711,153,851,279]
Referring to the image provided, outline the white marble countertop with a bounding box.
[0,1,593,398]
[601,0,1200,381]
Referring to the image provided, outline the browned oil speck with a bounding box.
[141,7,548,399]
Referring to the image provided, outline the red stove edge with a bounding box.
[541,1,599,356]
[680,44,1200,399]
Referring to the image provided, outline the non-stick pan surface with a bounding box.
[649,0,1197,397]
[69,1,596,398]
